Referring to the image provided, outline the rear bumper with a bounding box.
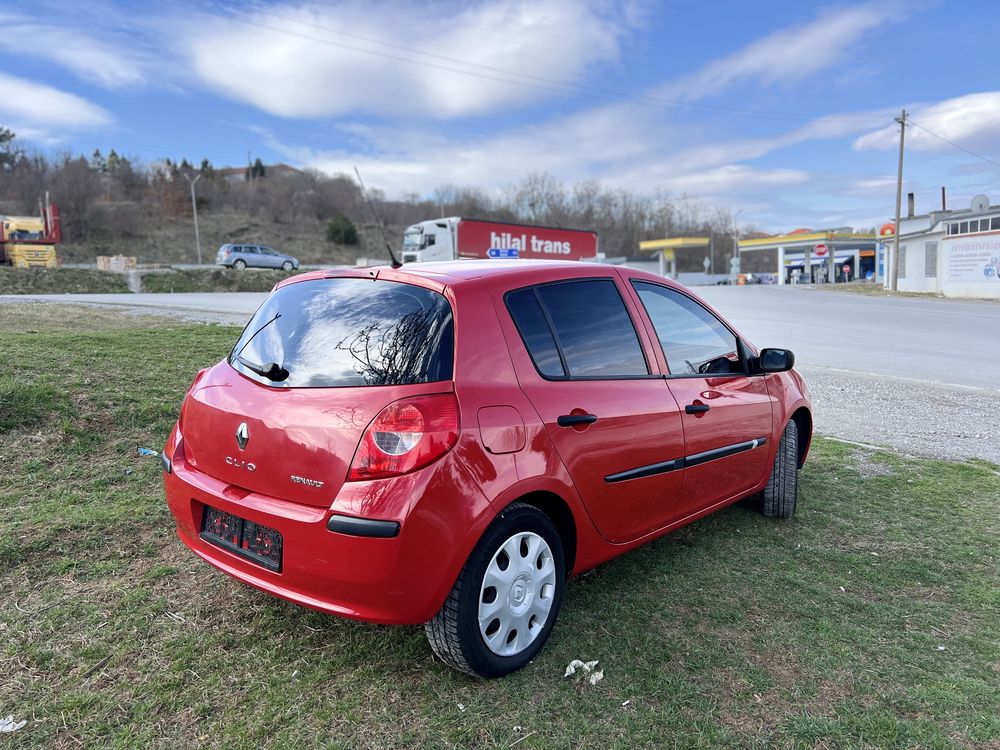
[163,443,493,625]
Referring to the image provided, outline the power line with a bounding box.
[164,0,889,125]
[908,119,1000,170]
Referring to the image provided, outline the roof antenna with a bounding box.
[354,166,402,269]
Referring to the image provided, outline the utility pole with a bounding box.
[732,209,743,282]
[185,172,203,265]
[890,109,907,292]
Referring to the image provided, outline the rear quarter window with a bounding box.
[506,279,648,379]
[230,278,454,387]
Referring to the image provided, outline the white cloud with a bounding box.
[180,0,642,118]
[659,3,905,102]
[259,96,893,202]
[853,91,1000,153]
[0,13,146,89]
[651,165,810,195]
[0,73,113,142]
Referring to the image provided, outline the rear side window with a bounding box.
[506,279,648,378]
[230,278,454,387]
[505,290,564,377]
[632,281,742,376]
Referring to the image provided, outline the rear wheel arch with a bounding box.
[500,491,577,576]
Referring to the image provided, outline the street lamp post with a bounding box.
[185,172,203,265]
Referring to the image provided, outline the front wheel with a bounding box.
[281,261,293,271]
[425,502,565,677]
[761,419,799,518]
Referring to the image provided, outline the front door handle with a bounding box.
[685,403,710,414]
[557,413,598,427]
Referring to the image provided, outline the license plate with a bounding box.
[200,505,283,572]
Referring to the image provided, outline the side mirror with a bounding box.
[759,348,795,373]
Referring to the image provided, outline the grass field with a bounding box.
[1,303,997,749]
[140,268,297,293]
[0,268,131,295]
[0,267,295,295]
[813,283,948,300]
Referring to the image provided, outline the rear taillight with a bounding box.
[348,394,459,481]
[178,368,208,431]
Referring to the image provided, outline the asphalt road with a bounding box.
[4,286,999,464]
[697,285,1000,390]
[697,286,1000,464]
[1,292,265,325]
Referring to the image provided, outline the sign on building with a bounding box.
[945,235,1000,282]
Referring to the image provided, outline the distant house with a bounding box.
[216,163,305,182]
[891,191,1000,298]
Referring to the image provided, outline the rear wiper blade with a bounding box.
[233,311,282,360]
[236,356,289,382]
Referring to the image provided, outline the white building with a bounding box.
[893,193,1000,299]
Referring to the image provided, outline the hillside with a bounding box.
[55,210,395,266]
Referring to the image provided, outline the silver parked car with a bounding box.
[216,243,299,271]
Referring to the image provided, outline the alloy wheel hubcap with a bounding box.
[478,531,557,657]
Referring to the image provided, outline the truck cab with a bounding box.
[402,219,458,263]
[1,212,59,268]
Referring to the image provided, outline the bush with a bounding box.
[326,213,359,245]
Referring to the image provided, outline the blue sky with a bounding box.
[2,0,999,232]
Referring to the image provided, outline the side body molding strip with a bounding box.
[604,436,768,483]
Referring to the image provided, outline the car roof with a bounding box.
[278,260,683,292]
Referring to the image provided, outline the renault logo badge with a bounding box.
[236,422,249,451]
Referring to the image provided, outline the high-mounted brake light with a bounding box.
[348,394,459,481]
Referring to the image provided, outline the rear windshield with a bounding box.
[229,278,454,387]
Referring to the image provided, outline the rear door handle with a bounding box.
[685,403,710,414]
[557,414,598,427]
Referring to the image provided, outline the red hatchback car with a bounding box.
[162,260,811,677]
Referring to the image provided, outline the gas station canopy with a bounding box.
[638,237,711,277]
[738,230,877,285]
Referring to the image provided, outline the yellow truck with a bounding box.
[0,199,60,268]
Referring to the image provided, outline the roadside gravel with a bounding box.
[801,364,1000,464]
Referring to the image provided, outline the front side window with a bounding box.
[632,282,742,376]
[230,279,454,387]
[506,279,648,378]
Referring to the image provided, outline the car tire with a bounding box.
[761,419,799,518]
[233,259,247,270]
[281,261,293,271]
[425,502,566,678]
